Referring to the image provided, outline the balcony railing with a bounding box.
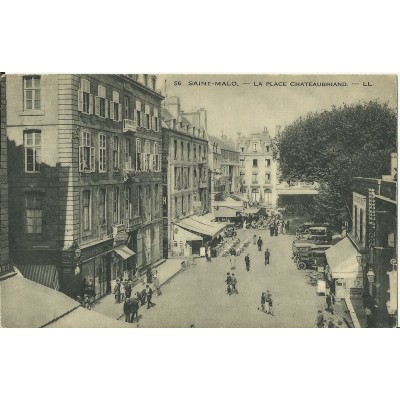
[123,119,137,133]
[125,217,142,231]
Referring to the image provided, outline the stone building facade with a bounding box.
[6,74,163,299]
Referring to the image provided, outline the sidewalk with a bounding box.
[92,258,184,322]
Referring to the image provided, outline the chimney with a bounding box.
[199,108,207,131]
[166,96,181,120]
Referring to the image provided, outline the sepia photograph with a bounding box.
[0,73,397,328]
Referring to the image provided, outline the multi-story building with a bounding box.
[236,128,277,207]
[208,134,240,200]
[0,74,14,279]
[161,96,209,258]
[6,74,163,300]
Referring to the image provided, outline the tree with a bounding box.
[274,101,397,229]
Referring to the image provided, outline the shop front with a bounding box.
[170,224,203,257]
[78,238,114,301]
[325,237,363,298]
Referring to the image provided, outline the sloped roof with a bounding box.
[208,135,237,152]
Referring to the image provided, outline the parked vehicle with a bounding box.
[305,226,332,243]
[293,241,331,270]
[295,222,315,239]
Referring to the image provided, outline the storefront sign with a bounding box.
[81,239,114,261]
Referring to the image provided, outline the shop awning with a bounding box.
[214,207,240,218]
[114,245,135,260]
[16,264,59,290]
[173,225,203,242]
[176,214,228,239]
[325,237,361,278]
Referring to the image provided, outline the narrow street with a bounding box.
[135,228,323,328]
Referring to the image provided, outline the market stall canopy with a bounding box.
[45,307,131,328]
[114,245,135,260]
[175,214,228,239]
[0,274,80,328]
[173,225,203,241]
[325,237,361,279]
[214,206,241,218]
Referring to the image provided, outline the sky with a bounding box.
[157,74,397,141]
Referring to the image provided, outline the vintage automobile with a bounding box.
[292,240,314,262]
[304,226,332,243]
[295,222,315,239]
[297,249,328,270]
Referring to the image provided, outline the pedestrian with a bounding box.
[282,221,286,235]
[257,236,263,251]
[253,234,257,245]
[231,274,238,294]
[153,273,162,298]
[146,267,153,284]
[145,284,155,309]
[140,288,147,307]
[269,225,274,237]
[125,279,132,299]
[113,279,121,303]
[316,310,325,328]
[225,272,232,295]
[260,292,266,312]
[120,279,126,301]
[206,247,211,262]
[264,248,270,265]
[245,254,250,272]
[130,295,139,323]
[266,291,274,316]
[326,292,335,314]
[123,298,131,322]
[230,256,236,270]
[286,219,290,231]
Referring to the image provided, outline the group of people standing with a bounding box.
[269,219,289,237]
[259,291,274,315]
[225,272,238,295]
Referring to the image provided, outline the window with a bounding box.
[78,79,93,114]
[136,100,142,127]
[79,130,95,172]
[145,104,151,129]
[136,139,142,171]
[240,147,244,152]
[24,129,41,172]
[113,187,120,224]
[125,187,132,220]
[136,186,142,216]
[203,146,206,160]
[252,173,258,184]
[124,96,129,119]
[360,209,363,243]
[266,146,270,152]
[144,141,151,171]
[25,192,43,234]
[187,142,191,160]
[240,158,245,168]
[188,167,191,187]
[125,138,131,169]
[154,108,159,132]
[188,194,191,213]
[173,140,178,160]
[252,159,258,167]
[110,91,122,122]
[174,167,177,189]
[223,166,227,176]
[113,137,120,170]
[265,173,270,184]
[99,134,107,172]
[265,159,271,168]
[99,189,107,225]
[194,144,197,160]
[24,76,41,110]
[82,190,91,231]
[181,196,184,215]
[153,142,160,172]
[154,184,159,213]
[95,85,108,118]
[252,143,257,152]
[145,185,152,220]
[181,141,184,160]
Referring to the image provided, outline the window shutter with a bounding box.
[158,154,161,172]
[78,90,83,112]
[140,112,144,128]
[89,94,93,115]
[91,147,95,172]
[105,100,109,118]
[79,146,84,171]
[95,97,100,116]
[118,103,122,122]
[110,101,114,120]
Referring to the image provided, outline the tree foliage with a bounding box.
[274,101,397,229]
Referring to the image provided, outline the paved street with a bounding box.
[134,228,326,328]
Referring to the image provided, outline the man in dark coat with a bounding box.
[123,298,131,322]
[225,272,232,295]
[146,285,155,309]
[257,237,263,251]
[326,292,335,314]
[245,254,250,271]
[316,310,325,328]
[264,248,270,265]
[130,296,139,323]
[125,280,132,299]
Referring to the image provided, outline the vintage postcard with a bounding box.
[0,74,397,328]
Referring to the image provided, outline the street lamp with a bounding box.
[366,267,380,288]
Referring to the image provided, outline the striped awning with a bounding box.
[16,264,60,290]
[114,245,136,260]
